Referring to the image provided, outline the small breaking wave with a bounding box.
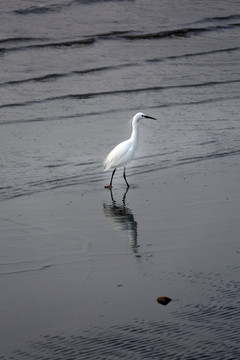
[0,46,239,89]
[0,37,95,54]
[121,23,240,40]
[0,79,240,111]
[192,13,240,25]
[14,0,134,16]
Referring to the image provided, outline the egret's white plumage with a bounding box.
[104,112,157,188]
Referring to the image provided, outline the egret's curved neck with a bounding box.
[130,120,139,146]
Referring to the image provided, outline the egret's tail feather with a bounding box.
[103,158,110,171]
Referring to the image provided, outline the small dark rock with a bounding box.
[157,296,172,305]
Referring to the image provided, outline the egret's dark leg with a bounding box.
[110,168,116,187]
[105,168,116,188]
[123,167,130,188]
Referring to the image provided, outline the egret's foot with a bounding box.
[104,185,113,189]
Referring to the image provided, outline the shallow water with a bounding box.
[1,170,240,359]
[0,0,240,358]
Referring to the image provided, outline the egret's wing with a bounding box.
[104,140,134,170]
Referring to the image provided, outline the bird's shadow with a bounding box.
[103,188,139,254]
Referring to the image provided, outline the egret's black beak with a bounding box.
[144,115,157,120]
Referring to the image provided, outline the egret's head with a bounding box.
[133,112,157,123]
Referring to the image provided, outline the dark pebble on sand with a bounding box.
[157,296,172,305]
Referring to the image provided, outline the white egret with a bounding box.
[104,112,157,188]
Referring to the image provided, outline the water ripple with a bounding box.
[0,79,240,110]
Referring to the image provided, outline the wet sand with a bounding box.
[1,153,240,359]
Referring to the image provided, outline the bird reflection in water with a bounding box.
[103,189,139,254]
